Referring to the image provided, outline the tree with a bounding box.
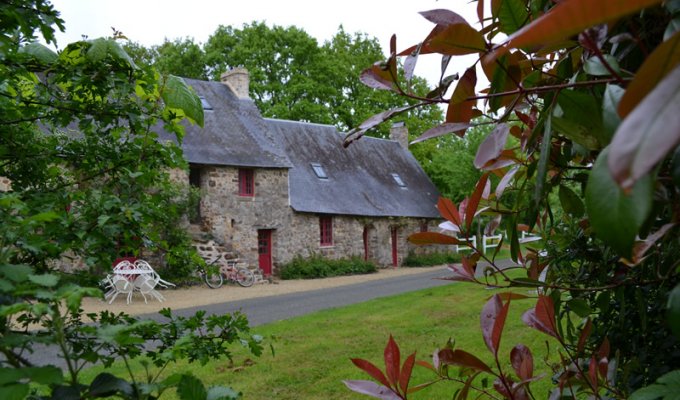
[1,1,260,398]
[124,38,207,80]
[344,0,680,399]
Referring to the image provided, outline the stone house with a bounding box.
[163,68,442,275]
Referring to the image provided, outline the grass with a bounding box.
[82,275,557,399]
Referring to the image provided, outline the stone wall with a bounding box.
[192,165,290,268]
[167,166,443,273]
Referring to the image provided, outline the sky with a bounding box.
[47,0,479,85]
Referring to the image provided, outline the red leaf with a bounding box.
[474,123,510,169]
[626,222,676,266]
[415,360,436,371]
[515,110,533,128]
[390,34,396,56]
[477,0,485,26]
[491,292,531,302]
[495,165,520,199]
[597,337,610,360]
[522,296,560,339]
[384,335,401,387]
[409,232,461,246]
[343,380,402,400]
[438,197,462,226]
[445,263,476,282]
[618,30,680,118]
[480,294,510,355]
[446,67,477,127]
[503,0,662,51]
[360,63,396,91]
[484,214,502,235]
[344,105,415,147]
[419,9,469,26]
[577,319,593,354]
[399,353,416,394]
[465,173,490,231]
[589,357,599,392]
[608,65,680,189]
[428,23,487,55]
[351,358,391,388]
[510,345,534,381]
[438,349,493,373]
[411,122,474,144]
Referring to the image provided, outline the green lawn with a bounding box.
[84,279,557,399]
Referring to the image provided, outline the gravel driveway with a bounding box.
[82,265,449,317]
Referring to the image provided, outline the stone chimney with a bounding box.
[390,122,409,149]
[220,67,250,99]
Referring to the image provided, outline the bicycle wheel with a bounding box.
[204,270,224,289]
[235,268,254,287]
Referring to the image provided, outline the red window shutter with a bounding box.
[239,169,254,196]
[320,216,333,246]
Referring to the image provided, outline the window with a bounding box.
[319,216,333,246]
[238,169,254,196]
[311,163,328,179]
[391,173,406,187]
[199,96,213,111]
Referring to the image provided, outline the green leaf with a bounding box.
[86,38,137,69]
[28,273,59,287]
[0,384,29,400]
[27,211,59,223]
[552,117,601,150]
[88,372,134,398]
[631,370,680,400]
[19,42,58,64]
[602,84,625,142]
[498,0,529,34]
[0,264,33,282]
[609,65,680,189]
[585,148,653,258]
[206,386,240,400]
[177,374,207,400]
[162,75,204,127]
[558,185,584,217]
[557,90,607,147]
[584,54,621,76]
[567,298,592,317]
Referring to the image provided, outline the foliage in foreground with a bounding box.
[279,254,377,280]
[1,1,260,398]
[345,0,680,399]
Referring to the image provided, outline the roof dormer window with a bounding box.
[199,96,213,111]
[392,173,406,187]
[311,163,328,180]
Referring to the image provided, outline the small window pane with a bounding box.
[311,163,328,179]
[392,173,406,187]
[239,169,254,196]
[320,216,333,246]
[199,96,213,110]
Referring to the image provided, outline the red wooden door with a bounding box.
[391,227,398,267]
[258,229,272,276]
[362,227,368,261]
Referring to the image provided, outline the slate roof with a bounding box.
[167,78,440,219]
[266,119,440,218]
[156,79,290,168]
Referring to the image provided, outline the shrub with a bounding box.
[402,251,460,267]
[279,254,377,280]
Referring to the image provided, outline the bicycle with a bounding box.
[197,255,254,288]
